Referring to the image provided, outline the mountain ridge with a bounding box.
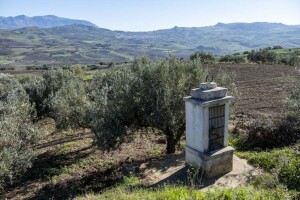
[0,15,97,29]
[1,15,300,31]
[0,17,299,66]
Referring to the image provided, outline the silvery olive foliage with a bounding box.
[0,74,41,190]
[19,75,45,120]
[20,70,90,129]
[49,71,89,129]
[91,57,238,153]
[90,57,209,153]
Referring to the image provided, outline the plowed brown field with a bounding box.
[207,63,300,117]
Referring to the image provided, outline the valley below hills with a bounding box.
[0,15,300,67]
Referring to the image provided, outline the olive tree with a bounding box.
[90,57,208,153]
[91,57,238,154]
[247,48,278,64]
[0,74,41,190]
[49,71,89,129]
[190,52,216,63]
[19,76,45,120]
[20,70,89,129]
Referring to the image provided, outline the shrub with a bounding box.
[69,65,85,75]
[232,116,299,150]
[287,53,300,66]
[190,52,216,64]
[278,56,289,65]
[236,147,300,191]
[0,66,15,70]
[25,65,51,70]
[219,55,246,63]
[0,74,41,190]
[247,48,278,64]
[272,45,283,50]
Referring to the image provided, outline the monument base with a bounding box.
[186,146,234,178]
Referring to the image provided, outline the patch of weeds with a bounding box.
[251,173,279,189]
[179,141,186,149]
[56,141,77,155]
[187,166,203,188]
[75,185,298,200]
[146,147,162,157]
[83,75,94,81]
[236,147,300,191]
[101,160,116,168]
[119,175,140,188]
[31,167,63,180]
[228,136,241,147]
[55,156,117,177]
[51,172,70,182]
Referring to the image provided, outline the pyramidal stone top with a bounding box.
[191,82,227,101]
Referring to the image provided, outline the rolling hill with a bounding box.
[0,15,96,29]
[0,17,299,66]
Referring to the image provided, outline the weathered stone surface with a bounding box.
[184,82,234,178]
[199,82,217,90]
[191,87,227,100]
[186,146,234,178]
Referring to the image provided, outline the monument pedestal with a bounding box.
[186,146,234,178]
[184,81,234,178]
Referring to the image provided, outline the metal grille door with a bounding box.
[209,105,225,151]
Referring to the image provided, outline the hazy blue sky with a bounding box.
[1,0,299,31]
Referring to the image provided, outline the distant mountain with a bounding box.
[0,21,299,66]
[213,22,290,31]
[0,15,97,29]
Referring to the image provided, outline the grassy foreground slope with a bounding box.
[76,182,296,200]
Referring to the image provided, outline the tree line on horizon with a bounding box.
[1,46,299,72]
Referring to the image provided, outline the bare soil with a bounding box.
[134,153,261,190]
[207,63,299,117]
[2,121,167,200]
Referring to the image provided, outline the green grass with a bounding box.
[76,184,297,200]
[236,147,300,191]
[82,74,94,81]
[51,155,116,181]
[146,147,162,157]
[56,141,77,155]
[271,48,300,55]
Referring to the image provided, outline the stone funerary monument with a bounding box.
[184,79,234,178]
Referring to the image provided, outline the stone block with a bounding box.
[191,87,227,101]
[186,146,234,178]
[199,82,217,90]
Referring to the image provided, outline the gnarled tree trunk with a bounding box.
[166,134,176,154]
